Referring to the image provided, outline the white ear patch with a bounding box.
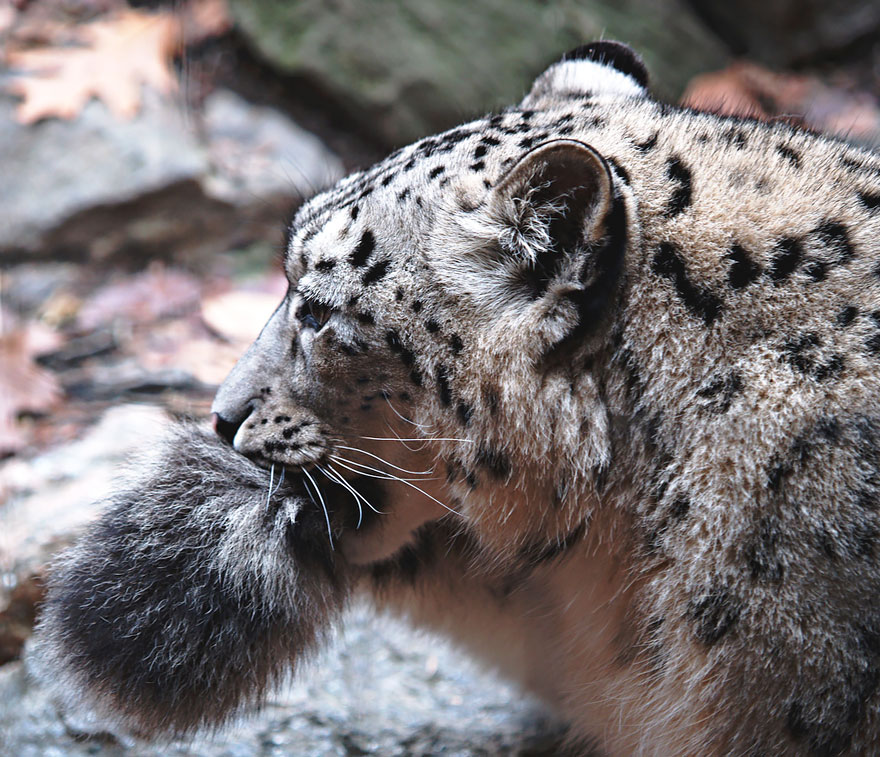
[525,58,647,105]
[522,41,649,106]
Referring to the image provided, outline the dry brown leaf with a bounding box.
[0,3,17,35]
[6,8,180,123]
[0,313,63,456]
[184,0,231,44]
[76,263,202,330]
[39,291,83,328]
[134,326,244,386]
[682,62,880,142]
[201,290,282,345]
[681,63,772,120]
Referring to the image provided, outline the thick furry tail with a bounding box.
[33,425,350,738]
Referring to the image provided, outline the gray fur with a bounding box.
[34,425,351,737]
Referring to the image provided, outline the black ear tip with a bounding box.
[562,41,649,89]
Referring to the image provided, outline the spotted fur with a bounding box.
[38,41,880,755]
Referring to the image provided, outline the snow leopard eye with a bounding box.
[295,298,333,332]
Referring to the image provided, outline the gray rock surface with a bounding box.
[230,0,729,146]
[0,87,342,262]
[202,89,344,207]
[3,605,567,756]
[0,404,171,664]
[0,90,207,256]
[1,403,171,576]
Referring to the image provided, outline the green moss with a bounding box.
[230,0,728,145]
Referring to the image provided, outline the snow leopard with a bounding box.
[35,41,880,755]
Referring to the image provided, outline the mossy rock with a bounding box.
[230,0,728,147]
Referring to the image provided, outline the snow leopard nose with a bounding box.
[213,412,245,446]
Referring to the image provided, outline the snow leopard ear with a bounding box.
[522,40,648,105]
[489,139,616,270]
[485,139,627,350]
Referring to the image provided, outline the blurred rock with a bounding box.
[0,262,80,315]
[202,88,343,207]
[230,0,728,147]
[59,362,212,401]
[0,89,207,258]
[75,263,202,332]
[686,0,880,66]
[0,403,171,662]
[0,85,342,263]
[3,604,567,756]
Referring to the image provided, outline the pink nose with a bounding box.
[212,413,241,446]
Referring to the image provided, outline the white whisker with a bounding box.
[301,473,318,506]
[265,463,275,512]
[329,456,461,517]
[383,395,433,429]
[272,465,286,496]
[333,457,394,481]
[385,423,421,452]
[302,467,334,550]
[359,435,474,443]
[329,454,438,482]
[318,464,364,529]
[336,445,435,475]
[325,462,384,515]
[329,456,405,480]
